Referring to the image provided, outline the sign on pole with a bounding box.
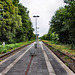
[36,34,39,36]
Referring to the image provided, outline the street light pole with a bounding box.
[36,16,37,43]
[33,15,39,48]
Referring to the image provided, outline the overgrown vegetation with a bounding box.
[42,40,75,56]
[0,40,34,54]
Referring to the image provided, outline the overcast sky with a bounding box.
[19,0,65,37]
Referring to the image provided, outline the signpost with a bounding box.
[3,42,5,46]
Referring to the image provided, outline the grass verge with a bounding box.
[42,40,75,57]
[0,40,34,55]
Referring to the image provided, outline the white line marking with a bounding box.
[0,44,34,75]
[0,43,34,65]
[41,42,56,75]
[44,43,75,75]
[0,46,29,65]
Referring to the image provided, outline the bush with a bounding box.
[0,46,8,53]
[51,41,55,44]
[0,41,34,54]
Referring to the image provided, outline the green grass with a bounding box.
[65,63,68,66]
[42,40,75,56]
[64,56,70,60]
[0,40,34,54]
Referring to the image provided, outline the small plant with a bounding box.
[58,47,62,51]
[0,59,2,62]
[64,56,70,60]
[51,41,55,44]
[65,63,68,66]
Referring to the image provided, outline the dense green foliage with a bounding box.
[41,0,75,49]
[0,0,34,44]
[0,43,22,53]
[0,40,34,54]
[40,34,48,40]
[12,0,19,6]
[17,4,34,42]
[64,0,74,4]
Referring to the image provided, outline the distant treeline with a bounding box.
[0,0,35,44]
[41,0,75,49]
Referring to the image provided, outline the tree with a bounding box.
[12,0,19,6]
[48,7,70,43]
[16,3,34,42]
[41,34,48,40]
[64,1,75,44]
[64,0,74,4]
[0,0,22,43]
[0,0,34,43]
[48,1,75,49]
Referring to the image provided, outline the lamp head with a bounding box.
[33,15,40,17]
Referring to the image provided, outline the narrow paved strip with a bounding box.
[0,44,34,75]
[0,43,33,73]
[44,44,75,75]
[41,42,56,75]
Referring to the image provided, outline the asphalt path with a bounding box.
[0,42,74,75]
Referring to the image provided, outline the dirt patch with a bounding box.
[43,42,75,73]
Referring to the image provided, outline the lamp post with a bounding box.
[29,15,39,56]
[33,15,39,48]
[33,15,39,42]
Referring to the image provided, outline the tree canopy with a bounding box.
[0,0,34,43]
[41,0,75,49]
